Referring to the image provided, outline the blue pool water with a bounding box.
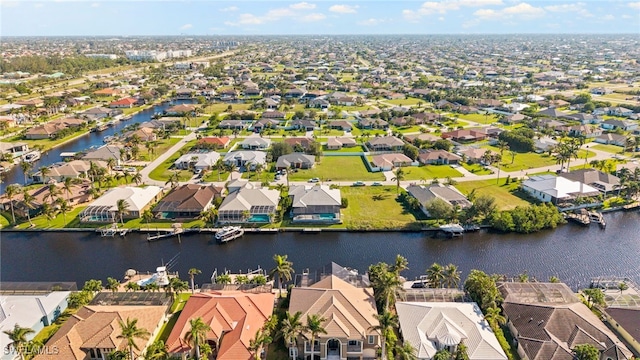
[248,214,271,222]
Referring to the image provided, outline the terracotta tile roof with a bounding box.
[165,292,275,360]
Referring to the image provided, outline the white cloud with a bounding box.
[602,14,615,21]
[403,0,503,21]
[34,3,44,8]
[544,2,591,17]
[474,2,545,20]
[0,1,20,8]
[220,6,238,12]
[300,12,326,21]
[357,18,385,26]
[629,2,640,9]
[329,4,359,14]
[438,16,445,21]
[180,23,193,30]
[91,2,100,7]
[290,2,316,10]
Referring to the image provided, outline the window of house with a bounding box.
[348,340,358,346]
[368,335,375,344]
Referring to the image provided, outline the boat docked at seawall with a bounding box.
[215,226,245,243]
[136,266,170,287]
[439,223,465,237]
[22,150,41,163]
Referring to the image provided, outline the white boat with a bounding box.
[439,223,465,237]
[22,151,41,163]
[136,266,170,287]
[103,136,114,143]
[215,226,245,243]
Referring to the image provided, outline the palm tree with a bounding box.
[116,199,129,225]
[215,158,225,181]
[484,306,506,329]
[38,166,50,183]
[3,324,35,360]
[395,342,418,360]
[426,263,445,288]
[116,318,150,360]
[41,203,56,226]
[270,254,295,298]
[106,277,120,293]
[305,314,327,360]
[370,311,399,360]
[132,171,142,185]
[144,340,169,360]
[62,176,76,201]
[391,254,409,275]
[185,317,212,360]
[56,198,71,225]
[107,157,116,173]
[5,184,21,224]
[280,311,305,359]
[46,183,59,205]
[443,263,461,289]
[391,167,405,193]
[188,268,201,294]
[249,328,272,360]
[199,207,217,227]
[374,269,402,311]
[142,209,154,230]
[19,161,32,184]
[22,189,35,227]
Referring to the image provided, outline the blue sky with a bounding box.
[1,1,639,36]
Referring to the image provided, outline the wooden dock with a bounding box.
[565,210,590,226]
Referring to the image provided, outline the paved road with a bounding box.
[139,132,198,186]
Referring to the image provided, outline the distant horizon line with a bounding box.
[2,33,637,38]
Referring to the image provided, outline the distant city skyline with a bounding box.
[1,0,638,36]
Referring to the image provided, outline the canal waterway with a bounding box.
[1,100,193,189]
[1,211,638,290]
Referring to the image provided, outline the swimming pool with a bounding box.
[248,214,271,222]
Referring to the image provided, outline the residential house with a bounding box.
[81,107,122,121]
[34,303,167,360]
[499,282,633,360]
[252,118,280,133]
[256,98,279,110]
[165,291,275,360]
[406,184,472,216]
[284,137,316,152]
[559,169,621,194]
[413,112,439,124]
[310,98,330,109]
[175,87,195,99]
[173,152,221,171]
[32,160,105,183]
[441,129,487,143]
[358,118,389,130]
[164,104,196,116]
[217,184,279,223]
[328,120,353,132]
[565,113,602,125]
[604,307,640,355]
[262,111,286,119]
[288,275,381,360]
[197,136,231,149]
[79,186,163,222]
[595,133,627,147]
[534,136,559,153]
[222,151,267,170]
[16,98,44,108]
[0,181,93,219]
[0,291,71,360]
[372,153,413,170]
[521,175,600,204]
[291,119,316,131]
[404,133,440,145]
[289,184,341,223]
[153,184,223,219]
[82,144,125,165]
[500,113,527,124]
[560,125,602,138]
[326,137,357,150]
[124,127,156,142]
[276,153,315,170]
[608,107,635,117]
[240,137,271,150]
[417,150,461,165]
[25,118,85,140]
[218,119,247,130]
[535,108,572,119]
[396,302,508,360]
[108,97,137,108]
[285,88,306,98]
[0,142,29,161]
[0,117,17,129]
[601,119,638,131]
[366,136,404,151]
[458,148,495,164]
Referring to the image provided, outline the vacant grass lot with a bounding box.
[455,178,531,210]
[139,137,181,161]
[323,145,365,153]
[591,144,628,154]
[203,103,252,113]
[482,145,598,172]
[288,156,384,181]
[341,186,424,230]
[461,162,493,175]
[148,140,198,182]
[403,165,463,181]
[383,97,424,106]
[394,125,424,134]
[456,113,499,124]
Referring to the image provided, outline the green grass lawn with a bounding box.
[314,129,344,137]
[139,137,182,161]
[483,145,558,172]
[0,214,9,228]
[394,125,424,134]
[591,144,628,155]
[323,145,365,153]
[349,128,387,137]
[15,206,86,229]
[241,171,275,182]
[403,165,463,181]
[461,162,493,175]
[288,156,384,182]
[203,170,231,182]
[340,186,425,230]
[455,178,531,210]
[456,113,499,125]
[383,97,424,106]
[10,127,90,152]
[148,140,198,182]
[203,103,252,114]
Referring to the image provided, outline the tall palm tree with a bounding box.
[3,324,35,360]
[484,306,506,329]
[249,328,272,360]
[38,166,50,183]
[426,263,445,288]
[19,161,32,184]
[22,189,35,227]
[41,203,55,226]
[142,209,154,230]
[280,311,305,359]
[132,171,143,185]
[374,269,402,311]
[116,199,129,225]
[188,268,201,294]
[62,177,77,201]
[305,314,327,360]
[144,340,169,360]
[215,158,225,181]
[391,167,405,193]
[395,341,418,360]
[116,318,150,360]
[443,263,461,289]
[391,254,409,275]
[270,254,294,298]
[185,317,211,360]
[106,277,120,293]
[370,311,399,360]
[56,198,71,225]
[47,184,59,206]
[5,184,21,224]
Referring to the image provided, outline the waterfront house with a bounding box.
[558,169,621,194]
[80,107,122,121]
[197,136,231,149]
[153,184,222,219]
[173,151,221,171]
[79,186,163,223]
[108,97,137,109]
[288,184,341,223]
[396,302,508,360]
[217,184,279,223]
[417,149,461,165]
[32,160,105,183]
[498,282,633,360]
[82,144,125,165]
[222,151,267,170]
[604,307,640,355]
[34,303,167,360]
[164,104,196,116]
[0,291,71,360]
[0,180,93,219]
[326,136,357,150]
[407,184,472,216]
[165,291,275,360]
[240,137,271,150]
[0,141,29,161]
[372,153,413,170]
[288,275,381,360]
[124,127,156,142]
[25,117,85,140]
[521,175,600,204]
[276,153,315,170]
[366,136,404,151]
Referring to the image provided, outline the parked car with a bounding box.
[308,178,320,183]
[411,281,427,289]
[352,181,365,186]
[372,182,382,186]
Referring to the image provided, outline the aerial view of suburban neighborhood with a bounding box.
[0,1,639,359]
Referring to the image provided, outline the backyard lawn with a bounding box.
[148,140,198,182]
[455,178,530,210]
[15,206,86,229]
[340,186,425,230]
[402,165,463,181]
[394,125,424,134]
[288,156,384,181]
